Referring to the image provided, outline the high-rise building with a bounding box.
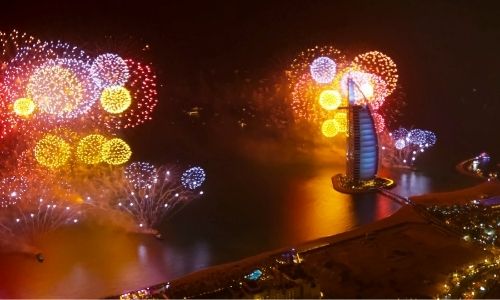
[332,78,394,193]
[346,105,378,182]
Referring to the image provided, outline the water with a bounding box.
[0,152,478,298]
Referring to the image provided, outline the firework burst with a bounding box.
[181,166,206,190]
[90,53,130,88]
[287,45,347,88]
[0,173,82,241]
[381,127,437,167]
[115,164,205,230]
[352,51,398,96]
[91,59,158,130]
[286,46,398,140]
[0,30,167,251]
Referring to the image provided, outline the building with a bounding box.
[333,77,394,193]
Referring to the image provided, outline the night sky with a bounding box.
[1,0,499,162]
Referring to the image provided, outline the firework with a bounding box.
[93,59,158,130]
[290,73,329,123]
[0,30,167,252]
[76,134,107,164]
[390,127,408,140]
[394,138,406,150]
[287,46,347,124]
[3,41,94,112]
[0,30,39,61]
[0,189,81,239]
[13,97,36,117]
[381,127,437,167]
[1,41,104,141]
[0,30,171,247]
[181,166,206,190]
[372,112,385,133]
[100,86,132,114]
[333,111,347,133]
[287,45,346,88]
[26,58,99,119]
[0,31,39,138]
[423,130,437,147]
[407,129,427,146]
[124,161,158,189]
[321,119,339,138]
[101,138,132,165]
[34,134,71,169]
[0,176,28,208]
[90,53,130,88]
[0,170,83,241]
[318,89,342,111]
[286,46,398,139]
[310,56,336,84]
[339,70,388,108]
[352,51,398,96]
[115,164,204,230]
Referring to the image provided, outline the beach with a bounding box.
[119,180,500,298]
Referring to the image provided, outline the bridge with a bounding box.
[376,188,414,205]
[376,187,464,237]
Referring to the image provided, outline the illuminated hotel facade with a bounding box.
[332,78,394,193]
[346,105,378,182]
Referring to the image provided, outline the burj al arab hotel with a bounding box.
[332,77,395,193]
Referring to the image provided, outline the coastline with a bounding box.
[114,179,500,299]
[412,181,500,206]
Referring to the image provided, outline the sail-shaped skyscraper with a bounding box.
[332,78,395,193]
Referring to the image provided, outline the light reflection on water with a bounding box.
[284,167,400,243]
[389,169,433,197]
[0,162,477,298]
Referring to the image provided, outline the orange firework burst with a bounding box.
[352,51,398,96]
[339,70,388,109]
[290,73,329,123]
[286,46,399,138]
[372,111,385,133]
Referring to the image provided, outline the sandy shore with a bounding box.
[127,180,500,298]
[411,180,500,206]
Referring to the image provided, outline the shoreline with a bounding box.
[114,179,500,299]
